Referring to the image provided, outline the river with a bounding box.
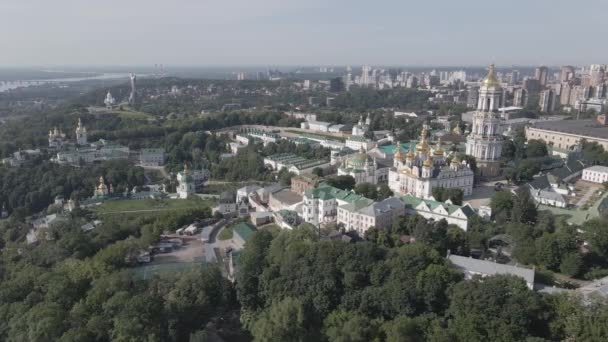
[0,72,130,92]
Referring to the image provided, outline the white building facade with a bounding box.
[582,165,608,184]
[302,186,373,226]
[337,197,404,236]
[401,194,475,231]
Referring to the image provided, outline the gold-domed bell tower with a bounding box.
[422,155,433,178]
[416,126,430,159]
[405,143,415,168]
[450,153,462,171]
[433,137,445,163]
[393,141,404,168]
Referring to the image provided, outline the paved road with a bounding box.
[209,124,349,139]
[138,164,170,179]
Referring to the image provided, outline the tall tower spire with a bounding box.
[477,64,502,112]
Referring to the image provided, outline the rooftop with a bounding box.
[305,185,373,205]
[401,194,476,217]
[358,197,404,216]
[585,165,608,173]
[271,189,303,205]
[529,120,608,140]
[377,142,414,155]
[448,254,535,285]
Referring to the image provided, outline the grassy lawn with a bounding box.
[538,191,607,225]
[218,226,233,241]
[285,130,346,142]
[132,261,204,280]
[110,110,154,120]
[94,198,214,215]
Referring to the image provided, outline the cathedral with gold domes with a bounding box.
[388,126,474,199]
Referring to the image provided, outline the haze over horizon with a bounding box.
[1,0,607,67]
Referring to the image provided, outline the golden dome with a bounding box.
[97,176,108,190]
[406,148,415,159]
[481,64,501,88]
[423,156,433,167]
[451,153,462,165]
[433,138,444,156]
[394,142,403,158]
[416,127,430,152]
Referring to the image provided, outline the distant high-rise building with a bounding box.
[512,70,520,85]
[560,83,571,106]
[406,76,418,88]
[330,77,345,92]
[450,70,467,83]
[596,83,607,99]
[523,78,541,94]
[128,73,137,105]
[513,88,528,107]
[539,89,556,112]
[589,64,606,87]
[560,66,575,82]
[467,86,479,108]
[535,66,549,87]
[360,65,372,86]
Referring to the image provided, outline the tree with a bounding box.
[377,184,393,201]
[582,219,608,259]
[236,230,274,313]
[526,139,548,158]
[446,275,545,341]
[535,233,562,271]
[354,183,378,200]
[415,264,461,313]
[277,168,295,186]
[490,191,514,220]
[322,310,380,342]
[511,188,538,224]
[445,188,463,205]
[165,266,232,341]
[326,175,356,191]
[502,140,517,160]
[560,253,583,277]
[251,297,310,342]
[382,316,425,342]
[412,219,448,254]
[312,167,324,177]
[446,226,468,255]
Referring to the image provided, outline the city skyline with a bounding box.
[1,0,607,67]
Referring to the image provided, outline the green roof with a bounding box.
[401,194,474,217]
[378,142,413,155]
[305,186,373,205]
[233,222,256,242]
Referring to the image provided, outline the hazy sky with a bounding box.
[1,0,607,67]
